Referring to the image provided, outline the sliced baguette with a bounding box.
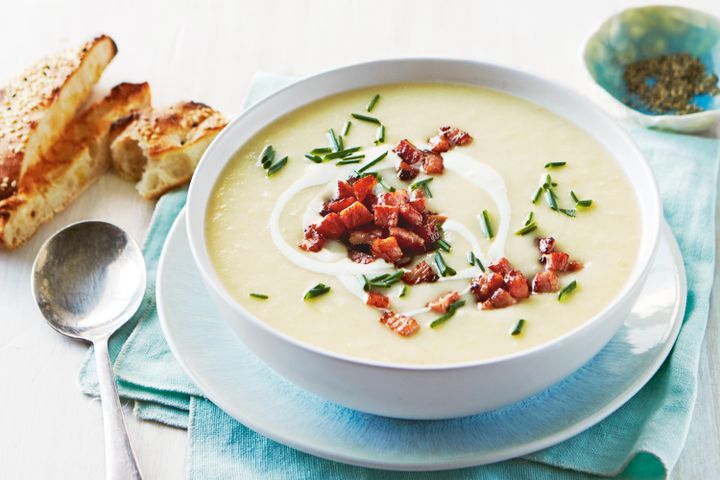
[0,35,117,200]
[110,102,226,199]
[0,82,151,249]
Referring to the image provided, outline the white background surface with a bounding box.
[1,1,718,478]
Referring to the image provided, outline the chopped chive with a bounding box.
[375,124,386,145]
[558,208,576,217]
[524,211,534,226]
[515,222,538,236]
[476,257,485,272]
[351,113,381,124]
[304,283,331,300]
[545,174,557,187]
[249,293,269,300]
[357,151,388,173]
[259,145,274,168]
[361,171,395,192]
[570,190,593,207]
[558,280,577,301]
[304,153,322,163]
[327,128,341,151]
[324,146,362,160]
[266,156,288,176]
[410,177,433,198]
[437,238,451,252]
[434,251,457,277]
[364,271,404,290]
[544,188,558,210]
[480,210,494,239]
[310,147,332,155]
[570,190,579,203]
[366,94,380,112]
[398,285,408,298]
[544,161,567,168]
[430,300,466,328]
[510,319,526,336]
[341,120,352,136]
[532,186,543,204]
[336,157,363,165]
[466,251,476,266]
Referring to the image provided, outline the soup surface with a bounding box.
[206,83,641,365]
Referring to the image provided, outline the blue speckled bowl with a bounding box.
[583,5,720,133]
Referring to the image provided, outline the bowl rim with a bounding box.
[186,58,662,372]
[580,4,720,122]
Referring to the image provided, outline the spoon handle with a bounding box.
[94,338,143,480]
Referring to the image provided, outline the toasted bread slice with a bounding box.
[0,35,117,201]
[110,102,226,199]
[0,82,151,248]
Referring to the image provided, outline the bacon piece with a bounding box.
[315,212,346,239]
[298,224,325,252]
[337,180,356,199]
[440,126,473,146]
[367,291,390,309]
[413,222,442,249]
[399,203,423,226]
[371,236,404,264]
[394,139,425,165]
[379,311,419,336]
[409,189,426,212]
[422,151,444,174]
[338,201,373,230]
[538,236,556,254]
[348,248,375,264]
[427,291,461,313]
[396,161,419,181]
[567,260,584,272]
[428,134,451,153]
[389,227,425,252]
[542,252,570,272]
[481,288,516,310]
[348,226,383,245]
[504,270,530,299]
[470,271,504,302]
[373,204,399,227]
[323,196,356,214]
[402,260,439,285]
[352,175,377,202]
[488,257,514,276]
[425,213,447,226]
[532,270,559,293]
[362,193,379,211]
[378,189,410,206]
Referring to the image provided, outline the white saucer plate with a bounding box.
[157,210,685,471]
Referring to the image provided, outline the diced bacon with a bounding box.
[567,260,584,272]
[370,236,404,264]
[488,257,514,276]
[298,224,325,252]
[352,175,377,202]
[532,270,559,293]
[542,252,570,272]
[339,201,373,230]
[323,197,356,214]
[378,189,410,206]
[362,193,379,211]
[413,222,442,249]
[440,126,473,146]
[379,311,420,336]
[373,204,399,227]
[396,161,419,181]
[538,236,556,254]
[470,271,504,302]
[427,291,461,313]
[422,151,444,174]
[425,213,447,226]
[399,203,423,226]
[366,291,390,309]
[481,288,516,310]
[428,134,451,153]
[348,226,383,245]
[504,270,530,299]
[389,227,425,252]
[394,139,425,165]
[348,248,375,264]
[315,213,346,239]
[409,189,426,212]
[337,180,355,199]
[402,260,439,285]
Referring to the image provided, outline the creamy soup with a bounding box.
[206,83,641,365]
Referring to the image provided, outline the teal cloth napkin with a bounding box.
[79,74,719,479]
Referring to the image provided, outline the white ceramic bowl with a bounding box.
[186,59,662,419]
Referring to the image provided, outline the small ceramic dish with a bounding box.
[185,59,662,419]
[583,5,720,133]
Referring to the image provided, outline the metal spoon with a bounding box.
[32,221,145,480]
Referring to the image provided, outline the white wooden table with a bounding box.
[1,1,718,478]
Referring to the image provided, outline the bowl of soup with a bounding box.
[186,59,661,419]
